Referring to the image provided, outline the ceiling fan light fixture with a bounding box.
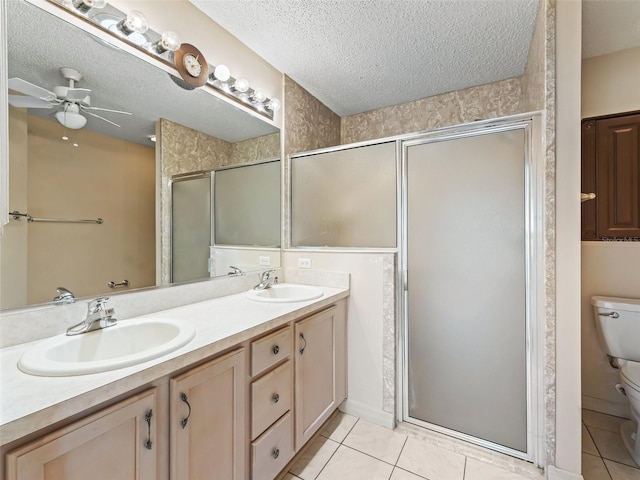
[56,108,88,129]
[72,0,107,14]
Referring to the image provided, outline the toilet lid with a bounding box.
[621,362,640,391]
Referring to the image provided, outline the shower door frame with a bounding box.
[397,114,545,466]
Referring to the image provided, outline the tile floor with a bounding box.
[278,412,545,480]
[582,409,640,480]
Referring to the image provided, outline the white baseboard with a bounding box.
[339,399,395,429]
[582,395,631,419]
[546,465,583,480]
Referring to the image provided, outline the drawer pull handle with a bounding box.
[145,409,153,450]
[180,393,191,429]
[272,345,280,355]
[272,448,280,459]
[272,393,280,403]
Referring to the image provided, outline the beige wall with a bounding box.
[0,107,29,309]
[581,242,640,417]
[25,115,155,305]
[581,46,640,418]
[582,46,640,119]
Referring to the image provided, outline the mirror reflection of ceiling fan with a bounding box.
[8,67,132,129]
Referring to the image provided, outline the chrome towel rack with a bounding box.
[9,211,103,224]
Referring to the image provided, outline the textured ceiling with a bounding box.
[7,1,278,146]
[191,0,540,116]
[582,0,640,58]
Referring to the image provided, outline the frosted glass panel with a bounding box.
[172,176,212,283]
[214,160,280,247]
[406,129,527,452]
[291,143,396,247]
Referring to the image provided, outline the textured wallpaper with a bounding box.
[230,132,280,165]
[341,77,523,144]
[158,119,281,284]
[283,75,341,157]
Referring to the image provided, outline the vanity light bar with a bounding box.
[49,0,280,119]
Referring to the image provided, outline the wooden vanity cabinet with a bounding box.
[249,326,295,479]
[5,389,157,480]
[4,298,348,480]
[294,303,347,450]
[169,348,246,480]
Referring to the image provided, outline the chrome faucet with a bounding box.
[253,269,278,290]
[66,297,117,336]
[53,287,75,305]
[228,265,243,276]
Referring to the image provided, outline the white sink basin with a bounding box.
[247,284,324,303]
[18,318,195,377]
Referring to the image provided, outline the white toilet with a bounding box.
[592,295,640,466]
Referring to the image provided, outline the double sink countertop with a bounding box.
[0,285,349,446]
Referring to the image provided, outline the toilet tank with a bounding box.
[592,296,640,361]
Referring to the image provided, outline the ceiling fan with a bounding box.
[8,67,132,129]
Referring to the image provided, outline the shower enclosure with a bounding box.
[288,114,544,464]
[401,119,543,461]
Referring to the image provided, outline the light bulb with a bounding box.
[251,89,266,103]
[214,64,231,82]
[152,31,180,53]
[72,0,106,13]
[117,10,148,35]
[266,98,281,112]
[233,77,249,93]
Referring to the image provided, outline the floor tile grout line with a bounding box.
[395,436,409,466]
[585,423,608,464]
[392,465,430,480]
[340,443,401,468]
[308,436,345,480]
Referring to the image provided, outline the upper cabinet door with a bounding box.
[6,389,157,480]
[170,348,246,480]
[582,112,640,240]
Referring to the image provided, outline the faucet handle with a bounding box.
[87,297,110,313]
[261,269,275,280]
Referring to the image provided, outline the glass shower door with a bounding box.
[404,127,528,454]
[171,174,213,283]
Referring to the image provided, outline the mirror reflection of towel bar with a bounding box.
[9,211,103,224]
[108,280,130,288]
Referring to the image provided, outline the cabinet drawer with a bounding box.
[251,326,291,376]
[251,361,291,439]
[252,412,294,480]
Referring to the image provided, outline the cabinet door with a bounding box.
[582,113,640,240]
[170,348,246,480]
[6,389,156,480]
[294,306,338,449]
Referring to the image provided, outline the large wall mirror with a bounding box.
[1,0,281,311]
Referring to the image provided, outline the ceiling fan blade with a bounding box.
[84,110,121,128]
[8,78,57,102]
[65,87,91,101]
[8,95,54,109]
[80,105,132,115]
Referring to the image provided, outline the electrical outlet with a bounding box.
[298,258,312,269]
[259,256,271,266]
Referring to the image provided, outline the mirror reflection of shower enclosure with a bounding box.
[171,173,213,284]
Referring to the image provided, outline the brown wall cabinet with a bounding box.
[582,112,640,240]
